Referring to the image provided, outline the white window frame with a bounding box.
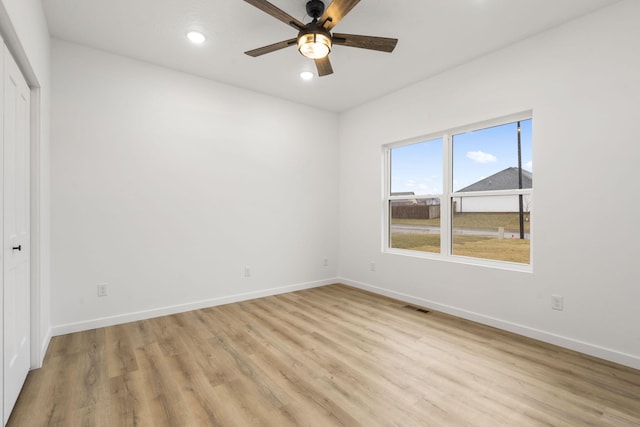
[383,111,533,272]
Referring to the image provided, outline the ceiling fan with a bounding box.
[243,0,398,76]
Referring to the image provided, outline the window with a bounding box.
[389,138,443,254]
[385,113,533,268]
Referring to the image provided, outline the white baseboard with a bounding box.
[39,327,52,367]
[51,278,337,336]
[30,326,52,370]
[340,278,640,371]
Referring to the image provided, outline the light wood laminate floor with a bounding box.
[8,284,640,426]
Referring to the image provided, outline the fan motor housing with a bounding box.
[306,0,325,19]
[298,21,331,40]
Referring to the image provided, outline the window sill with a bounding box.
[385,248,533,273]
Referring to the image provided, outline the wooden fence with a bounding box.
[391,204,441,220]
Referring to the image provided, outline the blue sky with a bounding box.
[391,119,532,195]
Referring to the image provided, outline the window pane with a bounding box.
[389,198,441,254]
[453,119,532,193]
[390,138,443,196]
[451,194,531,264]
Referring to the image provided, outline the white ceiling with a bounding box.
[42,0,620,112]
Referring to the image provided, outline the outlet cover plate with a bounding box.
[552,294,563,310]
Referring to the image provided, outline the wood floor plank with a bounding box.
[162,352,226,426]
[133,343,193,427]
[8,284,640,426]
[106,324,139,379]
[109,371,153,427]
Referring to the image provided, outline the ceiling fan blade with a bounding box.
[315,56,334,76]
[243,0,305,30]
[245,38,298,57]
[320,0,361,30]
[332,33,398,52]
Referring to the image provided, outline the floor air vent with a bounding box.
[403,305,430,314]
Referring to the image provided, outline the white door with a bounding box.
[2,42,30,425]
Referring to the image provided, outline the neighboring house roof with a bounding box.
[457,167,532,192]
[391,192,415,196]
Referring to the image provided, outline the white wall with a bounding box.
[50,40,339,332]
[0,0,51,367]
[338,0,640,369]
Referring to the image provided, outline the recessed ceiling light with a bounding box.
[187,31,206,44]
[300,71,314,80]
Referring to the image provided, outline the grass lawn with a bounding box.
[391,233,441,254]
[452,234,530,263]
[391,233,530,264]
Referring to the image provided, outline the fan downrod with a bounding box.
[306,0,325,20]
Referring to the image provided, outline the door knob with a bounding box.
[12,245,21,251]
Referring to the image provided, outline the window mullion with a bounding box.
[441,134,452,256]
[383,147,391,251]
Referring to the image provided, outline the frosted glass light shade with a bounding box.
[297,32,332,59]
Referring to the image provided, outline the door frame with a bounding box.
[29,87,44,368]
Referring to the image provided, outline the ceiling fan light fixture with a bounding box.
[243,0,398,77]
[297,32,332,59]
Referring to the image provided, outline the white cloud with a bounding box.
[524,161,533,171]
[467,151,497,163]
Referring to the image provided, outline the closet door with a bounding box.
[2,42,30,425]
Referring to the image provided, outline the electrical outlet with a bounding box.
[97,283,108,297]
[551,294,563,311]
[323,258,329,267]
[370,262,376,272]
[244,266,251,277]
